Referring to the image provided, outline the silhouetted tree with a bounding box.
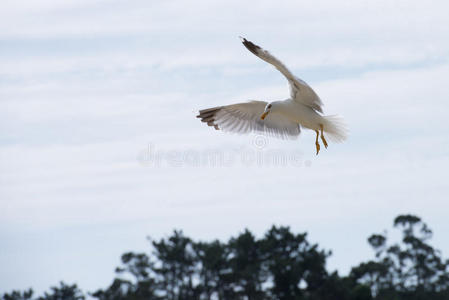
[193,240,230,299]
[91,277,160,300]
[262,226,311,299]
[350,214,449,300]
[151,230,199,300]
[37,282,84,300]
[261,226,347,300]
[227,229,267,299]
[2,289,33,300]
[4,214,449,300]
[92,251,159,299]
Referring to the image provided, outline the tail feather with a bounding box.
[322,115,348,143]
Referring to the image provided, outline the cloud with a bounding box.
[1,0,448,74]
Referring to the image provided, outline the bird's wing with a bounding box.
[197,101,300,139]
[241,37,323,113]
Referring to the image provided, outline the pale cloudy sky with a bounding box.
[1,0,449,295]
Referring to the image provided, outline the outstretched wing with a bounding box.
[197,101,300,140]
[241,37,323,113]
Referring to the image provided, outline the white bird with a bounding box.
[197,37,347,155]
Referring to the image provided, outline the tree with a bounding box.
[2,289,33,300]
[261,226,310,299]
[193,240,230,299]
[5,214,449,300]
[227,229,267,299]
[151,230,199,300]
[92,251,160,300]
[37,282,84,300]
[350,214,449,300]
[261,226,347,300]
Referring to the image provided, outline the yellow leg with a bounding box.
[320,124,328,149]
[315,130,320,155]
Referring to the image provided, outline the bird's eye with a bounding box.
[267,104,272,109]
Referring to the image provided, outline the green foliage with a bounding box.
[3,215,449,300]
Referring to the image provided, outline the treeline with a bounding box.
[3,215,449,300]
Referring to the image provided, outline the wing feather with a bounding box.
[197,101,300,139]
[241,37,323,113]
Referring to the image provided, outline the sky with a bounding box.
[1,0,449,296]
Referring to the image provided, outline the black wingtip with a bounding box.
[240,37,260,55]
[197,107,223,130]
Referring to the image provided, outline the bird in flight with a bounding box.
[197,37,347,155]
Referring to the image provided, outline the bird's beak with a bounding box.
[260,111,269,120]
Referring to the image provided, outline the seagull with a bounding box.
[196,37,347,155]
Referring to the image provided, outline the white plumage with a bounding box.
[197,37,347,154]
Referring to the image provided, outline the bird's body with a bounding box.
[272,99,320,130]
[197,37,347,154]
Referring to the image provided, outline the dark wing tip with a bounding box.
[197,107,222,130]
[240,37,261,55]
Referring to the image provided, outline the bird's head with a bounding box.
[260,103,272,120]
